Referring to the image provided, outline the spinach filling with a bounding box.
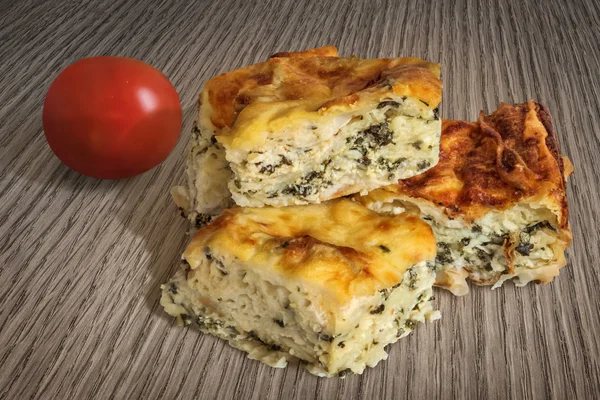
[369,304,385,314]
[259,155,293,175]
[194,214,213,228]
[431,220,557,277]
[417,160,431,170]
[377,100,402,109]
[196,315,225,331]
[279,161,333,198]
[377,157,407,173]
[435,242,453,264]
[515,232,534,256]
[241,98,438,200]
[281,184,314,197]
[347,122,394,163]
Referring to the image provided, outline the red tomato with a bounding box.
[43,56,182,179]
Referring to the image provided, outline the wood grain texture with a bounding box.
[1,0,599,398]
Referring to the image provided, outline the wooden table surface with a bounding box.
[1,0,599,398]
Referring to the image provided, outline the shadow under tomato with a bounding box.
[2,109,127,200]
[2,102,196,328]
[1,108,96,191]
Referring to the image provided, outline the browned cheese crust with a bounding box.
[358,101,573,291]
[201,46,441,136]
[183,199,436,304]
[384,101,571,230]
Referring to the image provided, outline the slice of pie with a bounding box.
[161,199,439,377]
[172,46,442,225]
[357,101,573,295]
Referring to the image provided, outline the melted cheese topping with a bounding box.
[183,199,436,304]
[199,47,441,152]
[228,96,440,207]
[371,102,570,228]
[357,101,573,294]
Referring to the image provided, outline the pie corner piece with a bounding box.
[357,100,572,296]
[160,199,439,377]
[173,46,443,224]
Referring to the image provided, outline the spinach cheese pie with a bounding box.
[161,199,440,377]
[172,46,442,224]
[357,101,573,295]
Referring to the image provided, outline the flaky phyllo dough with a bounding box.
[161,199,440,377]
[171,46,442,224]
[357,101,572,295]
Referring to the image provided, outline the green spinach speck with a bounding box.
[338,369,352,378]
[435,242,453,264]
[370,304,385,314]
[525,221,556,234]
[516,242,534,256]
[168,283,178,295]
[318,333,334,342]
[417,160,431,170]
[377,100,401,109]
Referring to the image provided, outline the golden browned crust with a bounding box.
[183,199,436,303]
[377,101,570,229]
[201,46,441,135]
[269,45,339,58]
[356,101,573,292]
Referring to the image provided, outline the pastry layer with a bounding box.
[161,199,439,376]
[172,46,442,222]
[357,101,572,295]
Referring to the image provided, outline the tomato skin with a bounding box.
[43,56,182,179]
